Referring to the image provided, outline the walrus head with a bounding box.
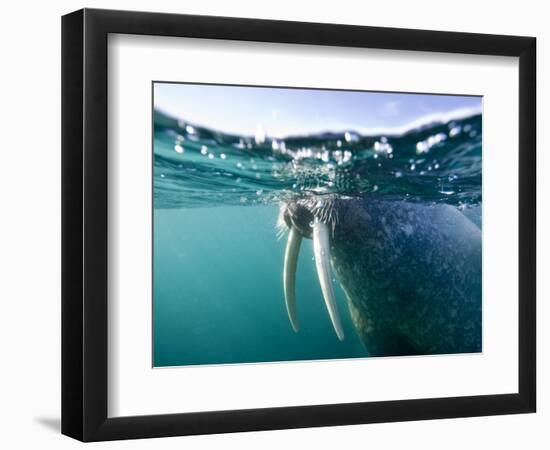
[278,196,345,341]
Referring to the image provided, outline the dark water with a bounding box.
[153,109,482,367]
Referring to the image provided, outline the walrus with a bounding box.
[280,196,481,357]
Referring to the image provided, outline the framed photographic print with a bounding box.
[61,8,536,442]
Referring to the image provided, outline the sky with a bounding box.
[154,82,482,138]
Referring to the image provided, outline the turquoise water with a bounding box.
[154,206,365,366]
[153,108,482,367]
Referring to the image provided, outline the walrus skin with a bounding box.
[283,198,482,357]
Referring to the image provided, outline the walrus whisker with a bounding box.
[313,219,345,341]
[283,226,301,332]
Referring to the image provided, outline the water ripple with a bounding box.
[154,110,482,209]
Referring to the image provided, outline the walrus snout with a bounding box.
[282,196,343,239]
[282,202,315,239]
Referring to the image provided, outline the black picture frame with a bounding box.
[61,8,536,442]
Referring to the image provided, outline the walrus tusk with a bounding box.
[313,219,345,341]
[284,226,302,332]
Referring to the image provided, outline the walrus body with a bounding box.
[282,198,482,357]
[330,199,481,356]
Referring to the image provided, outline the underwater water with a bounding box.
[153,108,482,367]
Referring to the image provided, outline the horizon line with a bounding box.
[154,105,482,140]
